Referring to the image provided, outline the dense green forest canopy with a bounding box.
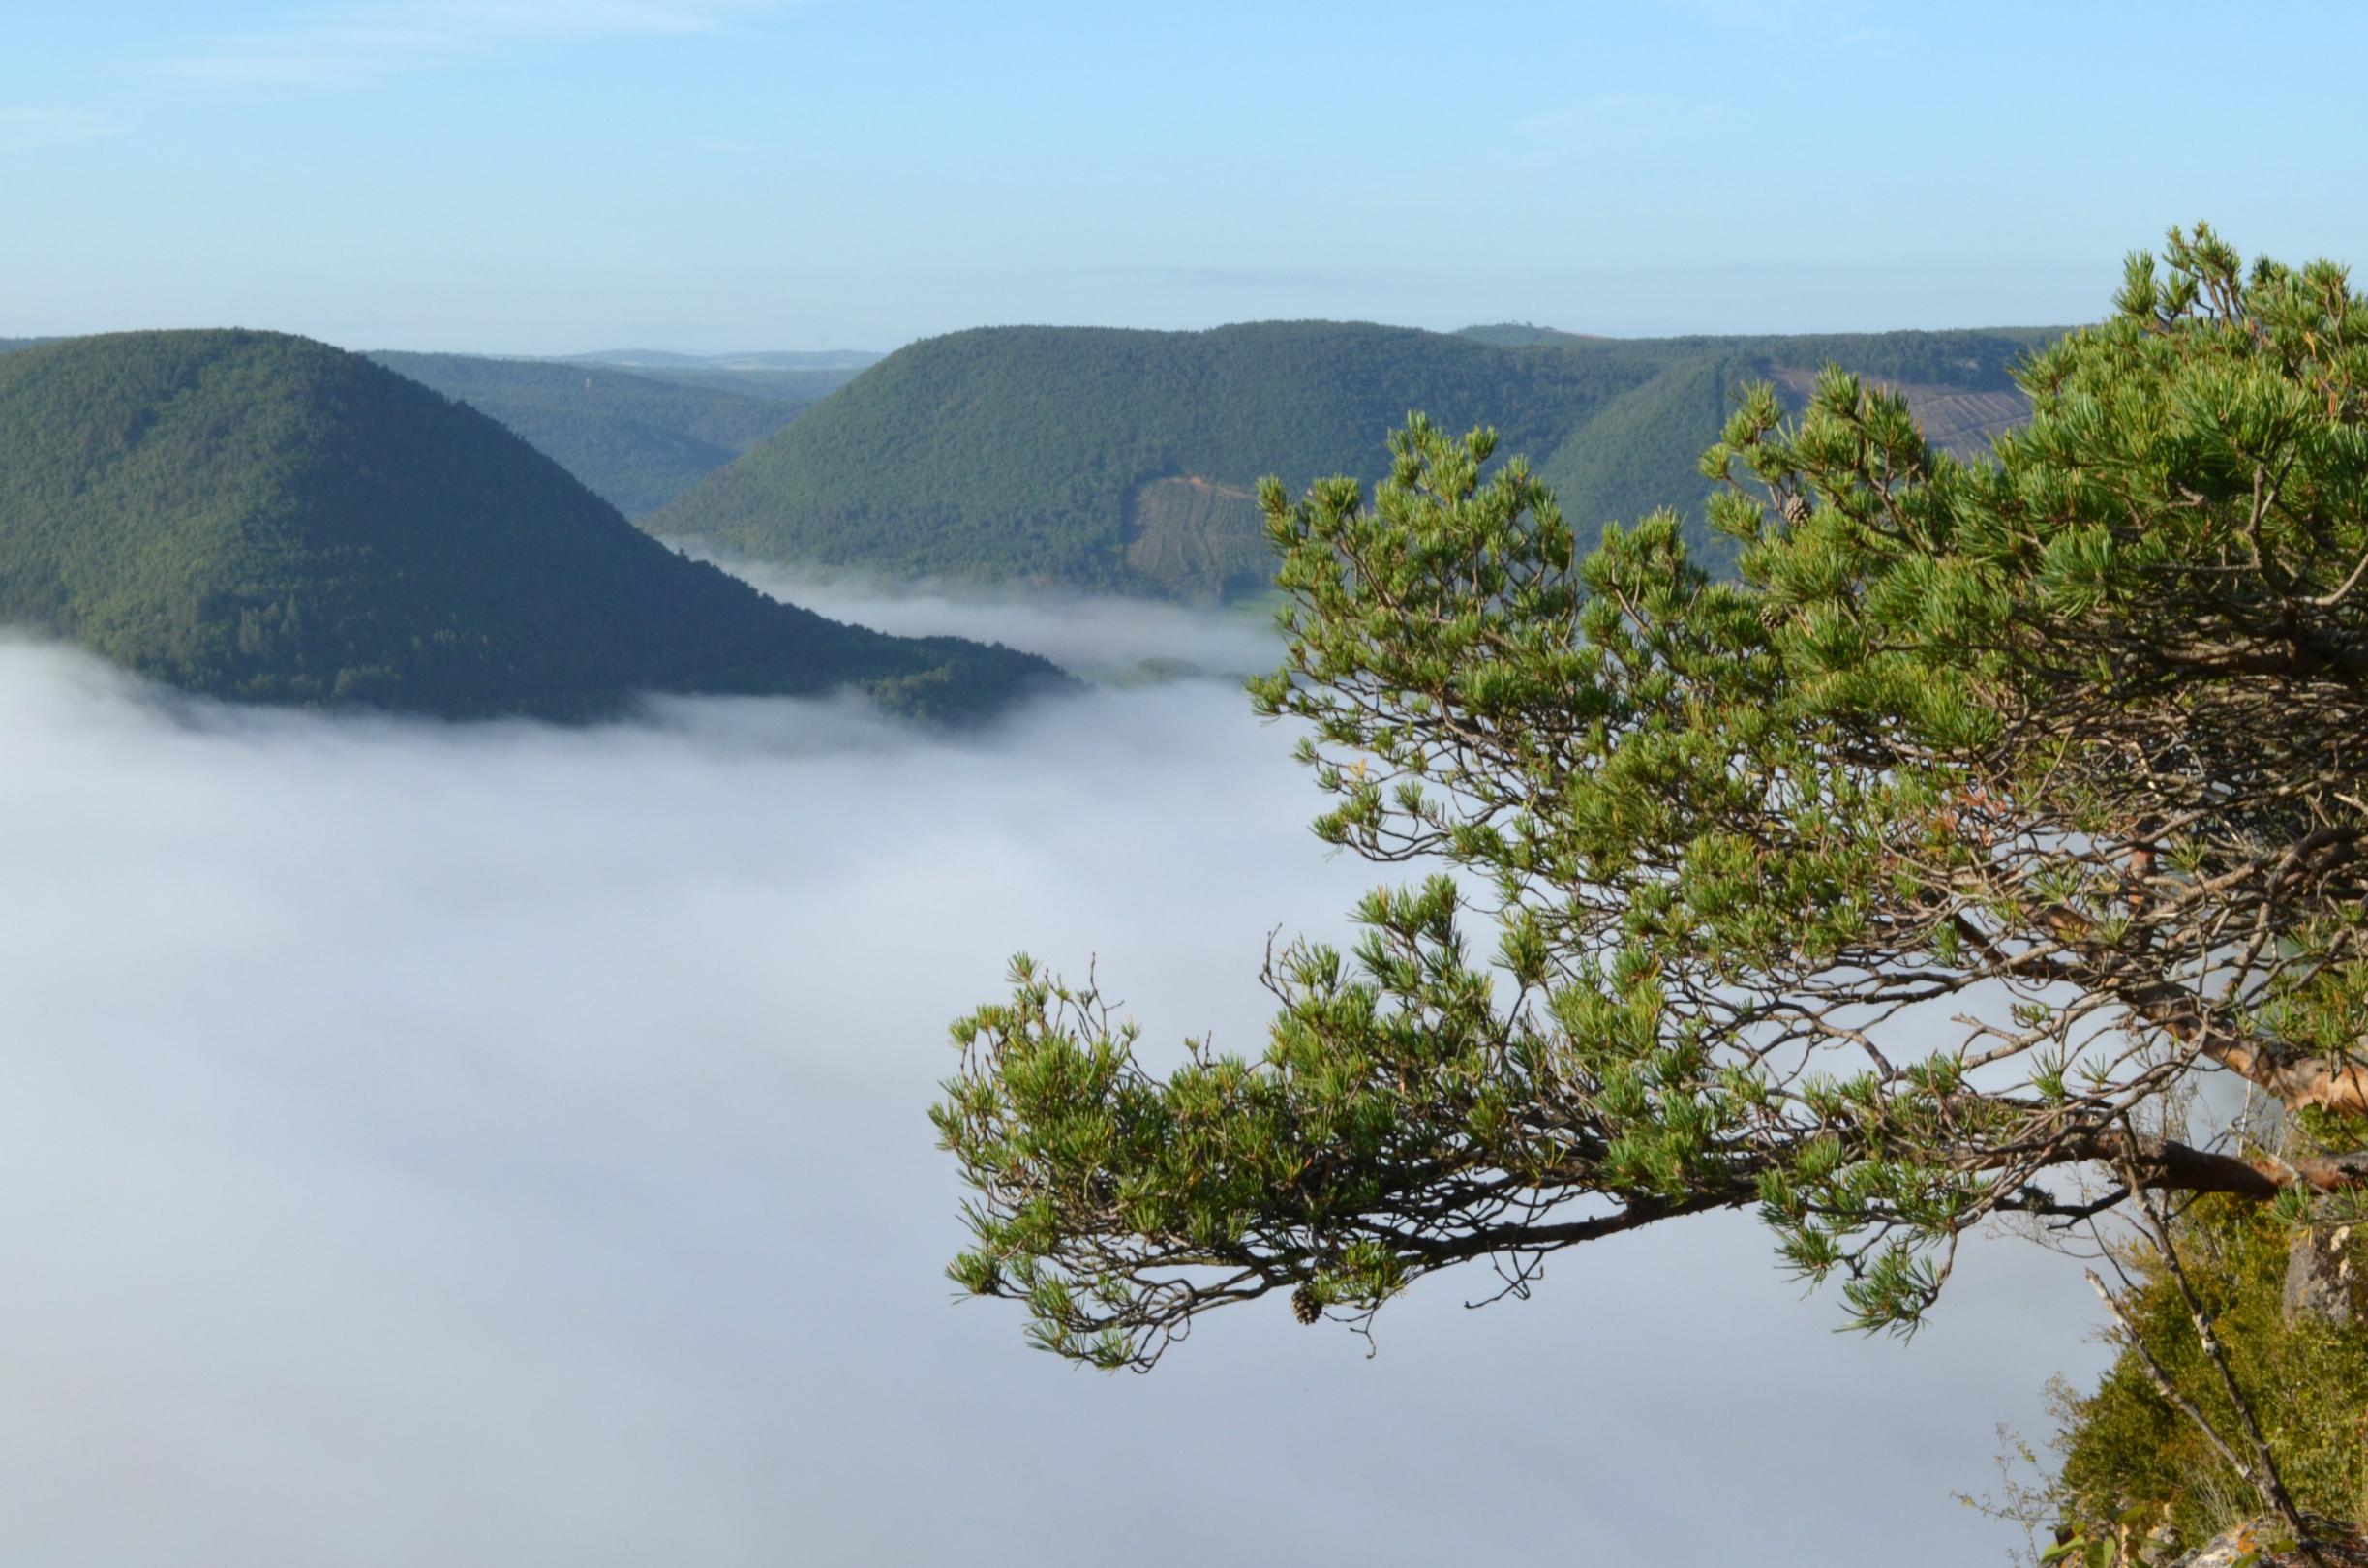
[652,318,2061,598]
[11,338,860,518]
[369,350,813,515]
[0,329,1058,720]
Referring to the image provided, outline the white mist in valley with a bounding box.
[683,544,1290,680]
[0,621,2106,1566]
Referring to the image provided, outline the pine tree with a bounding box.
[934,226,2368,1375]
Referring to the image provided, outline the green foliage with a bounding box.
[1535,326,2054,581]
[369,351,810,515]
[1534,348,1761,579]
[0,329,1060,720]
[2054,1199,2368,1550]
[657,319,2053,599]
[937,226,2368,1371]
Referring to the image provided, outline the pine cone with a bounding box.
[1290,1283,1321,1325]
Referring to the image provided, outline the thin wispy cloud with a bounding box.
[147,0,793,90]
[0,106,135,152]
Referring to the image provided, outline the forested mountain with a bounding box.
[559,349,878,407]
[652,321,1653,597]
[564,347,881,372]
[603,363,869,405]
[1526,326,2049,575]
[0,330,1058,719]
[652,319,2058,598]
[367,351,814,514]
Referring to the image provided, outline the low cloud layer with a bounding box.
[0,628,2106,1566]
[690,548,1290,681]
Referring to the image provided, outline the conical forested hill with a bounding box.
[649,320,1652,598]
[0,330,1060,719]
[649,319,2054,599]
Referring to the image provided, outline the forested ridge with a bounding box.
[366,351,818,515]
[653,318,2060,597]
[556,349,876,407]
[0,329,1058,720]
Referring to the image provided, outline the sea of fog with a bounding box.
[684,546,1292,682]
[0,586,2110,1566]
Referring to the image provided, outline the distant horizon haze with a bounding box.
[8,277,2101,361]
[11,292,2093,364]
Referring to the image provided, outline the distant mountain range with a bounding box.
[1,337,877,520]
[646,319,2058,599]
[0,317,2060,720]
[367,351,814,515]
[562,348,882,373]
[0,330,1057,720]
[368,348,890,514]
[544,349,880,408]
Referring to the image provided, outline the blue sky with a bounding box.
[6,0,2363,352]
